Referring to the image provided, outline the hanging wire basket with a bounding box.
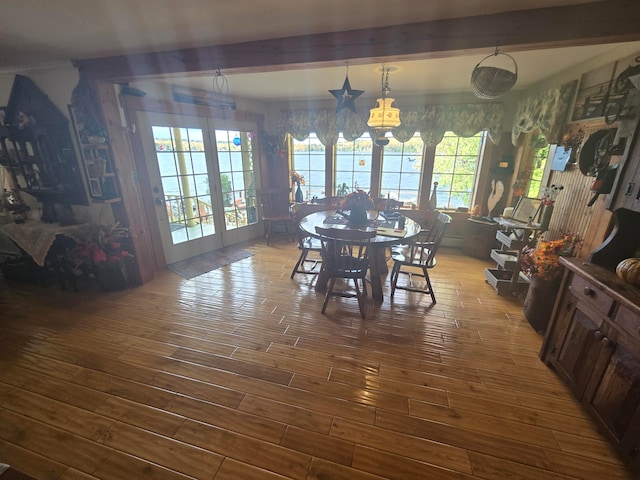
[471,50,518,99]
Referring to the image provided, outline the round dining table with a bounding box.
[299,210,422,303]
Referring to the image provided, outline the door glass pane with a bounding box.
[152,125,216,244]
[214,129,258,230]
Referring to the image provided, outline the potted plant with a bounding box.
[519,233,581,332]
[291,171,305,203]
[70,223,134,291]
[339,189,373,226]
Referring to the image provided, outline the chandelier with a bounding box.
[368,66,401,145]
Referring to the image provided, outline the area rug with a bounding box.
[167,246,254,280]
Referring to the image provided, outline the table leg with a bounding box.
[315,269,328,292]
[368,246,386,303]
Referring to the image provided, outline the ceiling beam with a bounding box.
[76,0,640,82]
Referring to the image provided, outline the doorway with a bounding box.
[137,111,260,264]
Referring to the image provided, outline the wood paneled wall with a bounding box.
[543,120,618,257]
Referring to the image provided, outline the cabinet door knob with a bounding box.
[583,286,595,296]
[594,330,603,340]
[601,337,614,348]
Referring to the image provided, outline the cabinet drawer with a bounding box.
[616,306,640,342]
[569,274,614,317]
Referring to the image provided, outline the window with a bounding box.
[334,133,373,195]
[291,133,326,201]
[432,131,485,209]
[290,130,486,210]
[380,133,424,206]
[527,143,551,198]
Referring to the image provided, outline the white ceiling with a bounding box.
[2,0,639,101]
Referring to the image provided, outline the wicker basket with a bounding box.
[471,52,518,99]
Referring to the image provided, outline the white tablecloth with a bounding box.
[0,222,100,266]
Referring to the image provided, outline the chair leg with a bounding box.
[354,278,366,319]
[390,261,401,297]
[291,249,307,278]
[265,221,272,245]
[423,267,436,304]
[322,277,336,314]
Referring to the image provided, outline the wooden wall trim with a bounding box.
[122,96,264,124]
[75,1,640,82]
[95,81,157,284]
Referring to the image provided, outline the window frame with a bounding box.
[289,131,487,210]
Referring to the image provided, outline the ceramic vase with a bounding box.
[540,204,553,230]
[295,184,304,203]
[348,206,368,226]
[97,261,129,291]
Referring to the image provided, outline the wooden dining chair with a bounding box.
[258,188,294,245]
[389,211,452,304]
[375,197,404,213]
[290,202,327,279]
[375,197,404,261]
[315,226,376,319]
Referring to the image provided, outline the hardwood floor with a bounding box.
[0,241,635,480]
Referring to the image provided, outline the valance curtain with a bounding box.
[511,80,578,146]
[276,103,504,147]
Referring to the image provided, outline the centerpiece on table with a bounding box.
[71,223,134,291]
[291,171,305,203]
[519,233,581,332]
[339,189,374,226]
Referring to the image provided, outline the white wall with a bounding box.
[0,62,113,224]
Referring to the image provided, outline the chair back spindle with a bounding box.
[390,212,452,304]
[315,227,376,319]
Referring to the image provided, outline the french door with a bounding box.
[137,111,260,264]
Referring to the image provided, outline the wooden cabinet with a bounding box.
[541,258,640,474]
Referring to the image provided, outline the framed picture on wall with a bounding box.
[571,52,640,122]
[512,196,542,224]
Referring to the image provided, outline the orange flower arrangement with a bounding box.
[520,233,581,280]
[291,171,305,186]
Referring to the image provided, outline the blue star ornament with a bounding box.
[329,76,364,113]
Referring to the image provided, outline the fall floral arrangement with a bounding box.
[339,189,374,211]
[291,171,305,186]
[561,128,585,153]
[71,223,133,268]
[520,233,581,281]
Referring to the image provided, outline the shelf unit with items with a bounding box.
[0,75,88,207]
[69,106,121,203]
[484,219,545,296]
[79,141,120,201]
